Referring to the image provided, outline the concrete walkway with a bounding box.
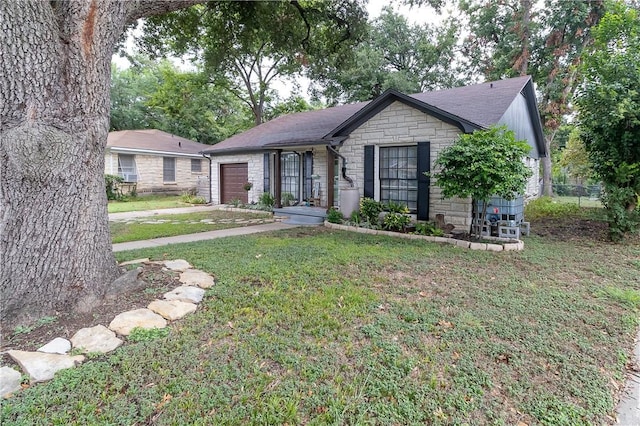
[109,205,223,221]
[616,329,640,425]
[113,222,297,252]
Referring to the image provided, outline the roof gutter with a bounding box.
[327,145,354,188]
[201,152,213,204]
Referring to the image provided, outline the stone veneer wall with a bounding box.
[209,153,264,205]
[105,152,208,194]
[339,101,473,227]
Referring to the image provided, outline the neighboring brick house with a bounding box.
[105,129,210,197]
[202,76,546,227]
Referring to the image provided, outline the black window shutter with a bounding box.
[303,151,313,200]
[364,145,375,199]
[263,153,270,193]
[417,142,430,220]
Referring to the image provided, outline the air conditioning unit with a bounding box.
[119,173,138,182]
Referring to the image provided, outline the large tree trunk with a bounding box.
[0,0,202,326]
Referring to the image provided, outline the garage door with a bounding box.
[220,163,248,204]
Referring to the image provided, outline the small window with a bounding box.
[191,159,202,173]
[117,154,137,182]
[163,157,176,182]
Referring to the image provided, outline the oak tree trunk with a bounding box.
[0,0,202,326]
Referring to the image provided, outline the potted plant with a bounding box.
[243,182,253,192]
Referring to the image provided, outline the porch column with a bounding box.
[274,149,282,208]
[326,146,335,211]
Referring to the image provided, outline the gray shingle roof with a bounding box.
[204,76,535,154]
[107,129,211,155]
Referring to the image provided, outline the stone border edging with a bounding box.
[323,221,524,252]
[0,259,214,399]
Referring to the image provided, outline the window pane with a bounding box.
[191,159,202,173]
[163,157,176,182]
[379,146,418,211]
[117,154,137,182]
[281,153,300,201]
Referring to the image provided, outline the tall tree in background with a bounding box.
[459,0,604,196]
[111,59,253,144]
[576,2,640,241]
[315,7,465,104]
[0,0,204,325]
[140,0,367,125]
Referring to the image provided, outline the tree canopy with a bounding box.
[576,1,640,240]
[110,58,253,144]
[315,6,465,104]
[139,0,368,125]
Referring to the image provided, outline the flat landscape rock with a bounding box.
[7,350,85,383]
[119,258,150,266]
[179,269,215,289]
[37,337,71,355]
[148,299,197,320]
[163,259,192,272]
[164,285,205,304]
[71,325,123,354]
[0,366,22,398]
[109,309,167,336]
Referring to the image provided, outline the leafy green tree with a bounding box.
[430,126,532,238]
[140,0,367,124]
[110,58,253,144]
[459,0,605,196]
[558,128,593,185]
[576,2,640,241]
[316,7,465,104]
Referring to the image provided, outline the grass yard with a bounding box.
[3,216,639,425]
[108,195,191,213]
[110,211,273,243]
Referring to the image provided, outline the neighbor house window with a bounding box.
[191,159,202,173]
[281,153,300,202]
[379,146,418,211]
[117,154,137,182]
[163,157,176,182]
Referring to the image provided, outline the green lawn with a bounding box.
[108,195,193,213]
[110,211,273,243]
[3,220,639,425]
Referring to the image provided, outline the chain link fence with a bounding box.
[550,184,603,207]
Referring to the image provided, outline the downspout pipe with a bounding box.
[201,152,213,204]
[327,145,354,188]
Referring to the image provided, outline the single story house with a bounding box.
[202,76,546,227]
[105,129,211,198]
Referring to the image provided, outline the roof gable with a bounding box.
[325,89,481,140]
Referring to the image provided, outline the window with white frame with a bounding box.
[191,158,202,173]
[163,157,176,182]
[379,146,418,211]
[117,154,137,182]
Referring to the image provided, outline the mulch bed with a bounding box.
[1,263,180,367]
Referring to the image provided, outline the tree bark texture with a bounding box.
[0,0,202,325]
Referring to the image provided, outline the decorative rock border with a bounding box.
[0,259,214,399]
[324,221,524,252]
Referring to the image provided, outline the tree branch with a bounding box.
[125,0,206,25]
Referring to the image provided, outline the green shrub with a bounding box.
[525,196,581,220]
[281,192,296,207]
[383,201,409,214]
[349,210,360,225]
[259,192,275,208]
[415,221,445,236]
[360,198,383,225]
[326,207,344,224]
[105,174,124,201]
[181,193,207,204]
[382,212,412,232]
[228,198,243,208]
